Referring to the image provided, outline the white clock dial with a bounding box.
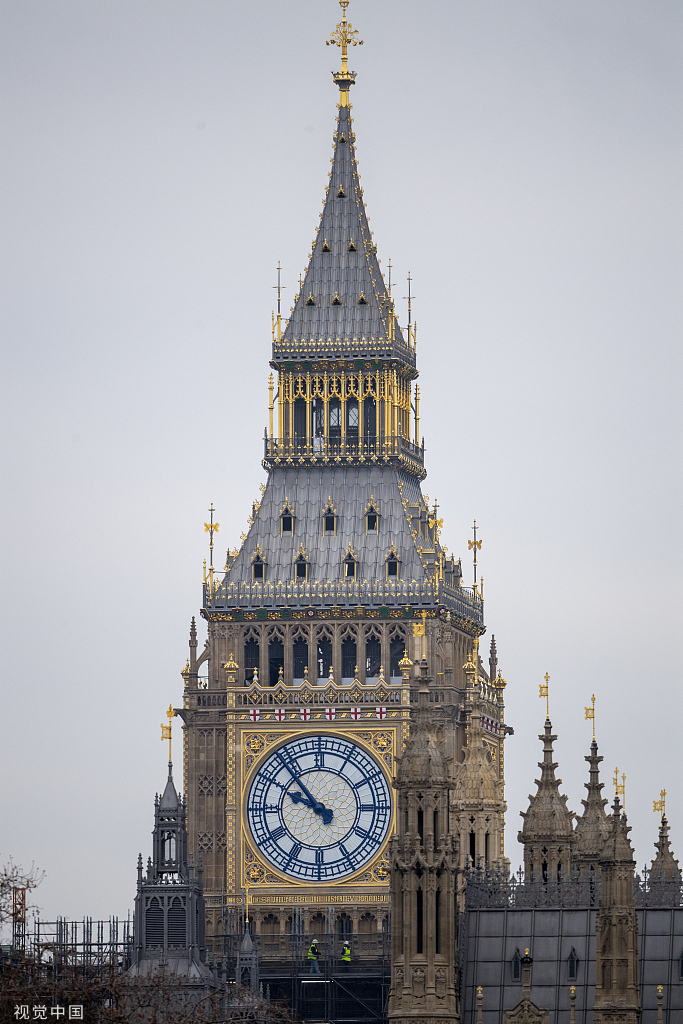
[247,735,392,881]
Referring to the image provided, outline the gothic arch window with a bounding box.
[316,627,333,683]
[329,397,341,438]
[385,543,400,580]
[310,912,326,936]
[567,947,579,980]
[322,497,337,536]
[347,397,359,436]
[341,626,358,682]
[261,914,279,936]
[268,628,285,687]
[512,949,522,982]
[294,545,309,582]
[164,831,176,864]
[251,545,266,582]
[337,914,353,939]
[364,627,382,679]
[365,497,380,534]
[292,627,309,684]
[364,396,376,437]
[389,626,407,679]
[280,498,295,537]
[243,631,260,684]
[358,913,376,934]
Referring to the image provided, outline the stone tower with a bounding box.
[128,762,212,980]
[650,814,681,884]
[518,718,574,882]
[593,796,640,1024]
[174,0,506,953]
[388,657,459,1024]
[573,738,611,879]
[451,638,508,882]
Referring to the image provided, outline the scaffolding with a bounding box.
[28,916,133,974]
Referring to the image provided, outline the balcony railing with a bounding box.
[263,434,426,478]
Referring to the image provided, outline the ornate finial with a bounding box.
[653,789,666,817]
[326,0,363,105]
[539,672,550,720]
[223,652,239,685]
[468,519,482,594]
[613,767,626,809]
[161,703,174,763]
[399,649,413,682]
[204,503,220,569]
[584,693,596,740]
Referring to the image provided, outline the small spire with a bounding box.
[650,814,682,883]
[488,634,498,684]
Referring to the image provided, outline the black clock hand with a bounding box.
[279,759,334,824]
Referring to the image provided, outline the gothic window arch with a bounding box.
[243,629,260,684]
[292,626,310,683]
[567,947,579,980]
[168,896,186,947]
[145,897,164,948]
[389,626,407,679]
[340,625,358,682]
[267,626,285,687]
[280,498,295,537]
[315,626,333,683]
[512,948,522,982]
[364,626,382,679]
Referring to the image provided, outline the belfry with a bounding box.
[174,0,509,1012]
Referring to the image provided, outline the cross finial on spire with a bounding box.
[468,519,482,592]
[161,703,173,763]
[204,502,220,568]
[327,0,363,104]
[613,766,626,809]
[584,693,596,740]
[653,788,666,817]
[539,672,550,719]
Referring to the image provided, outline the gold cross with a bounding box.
[468,519,482,590]
[613,767,626,808]
[653,789,666,817]
[584,694,596,740]
[539,672,549,719]
[160,704,173,762]
[204,502,220,568]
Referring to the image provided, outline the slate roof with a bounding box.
[216,465,425,594]
[276,102,413,367]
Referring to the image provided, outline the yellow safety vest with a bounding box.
[341,943,351,962]
[308,943,319,960]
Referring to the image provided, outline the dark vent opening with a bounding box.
[295,560,307,580]
[332,294,342,306]
[168,898,186,948]
[306,295,316,306]
[325,515,335,534]
[348,241,357,252]
[387,558,398,578]
[145,900,164,947]
[253,561,264,580]
[282,515,293,534]
[367,513,377,533]
[322,240,331,252]
[357,293,368,305]
[336,187,346,198]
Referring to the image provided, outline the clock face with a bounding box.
[247,734,392,881]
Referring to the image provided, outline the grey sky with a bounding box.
[1,1,681,924]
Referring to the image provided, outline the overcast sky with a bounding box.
[1,1,681,927]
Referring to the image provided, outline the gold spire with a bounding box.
[653,788,666,817]
[326,0,363,105]
[584,693,596,740]
[539,671,550,720]
[160,703,173,762]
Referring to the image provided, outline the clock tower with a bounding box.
[175,0,506,971]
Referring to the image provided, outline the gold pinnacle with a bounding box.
[584,693,596,740]
[161,704,173,762]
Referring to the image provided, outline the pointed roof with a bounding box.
[574,739,611,868]
[160,762,180,812]
[518,719,574,844]
[396,659,448,788]
[650,816,682,882]
[274,100,414,369]
[599,795,635,866]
